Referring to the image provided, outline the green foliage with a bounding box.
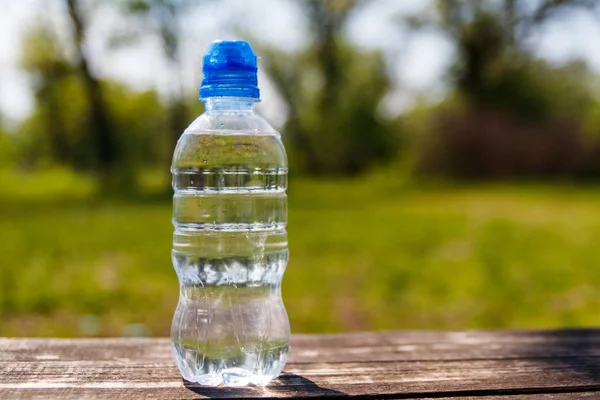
[0,122,16,168]
[463,56,595,122]
[266,44,398,174]
[408,0,600,179]
[433,1,595,85]
[17,77,168,173]
[16,24,169,185]
[429,0,598,118]
[18,73,88,167]
[11,1,600,182]
[2,172,600,335]
[258,0,400,175]
[104,83,169,170]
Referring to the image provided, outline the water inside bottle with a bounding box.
[171,132,290,386]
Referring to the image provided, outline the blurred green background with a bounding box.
[2,0,600,337]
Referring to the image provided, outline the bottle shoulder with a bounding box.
[173,112,287,169]
[184,111,278,136]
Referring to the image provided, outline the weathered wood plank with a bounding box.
[3,359,600,397]
[1,330,599,399]
[291,329,600,362]
[4,329,600,363]
[2,389,600,400]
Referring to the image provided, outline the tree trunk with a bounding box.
[66,0,117,185]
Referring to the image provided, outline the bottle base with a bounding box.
[183,368,277,387]
[173,343,289,387]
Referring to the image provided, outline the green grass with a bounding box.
[2,169,600,336]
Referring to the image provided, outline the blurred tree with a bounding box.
[20,26,75,166]
[422,0,598,116]
[259,0,399,175]
[0,115,14,168]
[66,0,119,186]
[19,24,167,185]
[415,62,597,179]
[120,0,202,153]
[104,83,168,172]
[407,0,600,179]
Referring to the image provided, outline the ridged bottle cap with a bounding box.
[199,40,260,100]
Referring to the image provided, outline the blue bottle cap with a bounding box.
[199,40,260,100]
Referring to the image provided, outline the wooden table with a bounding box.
[1,330,600,399]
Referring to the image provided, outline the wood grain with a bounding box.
[1,330,600,399]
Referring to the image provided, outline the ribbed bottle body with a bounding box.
[171,129,290,387]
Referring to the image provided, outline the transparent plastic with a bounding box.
[171,98,290,387]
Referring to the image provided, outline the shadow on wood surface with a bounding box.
[183,373,347,398]
[541,329,600,384]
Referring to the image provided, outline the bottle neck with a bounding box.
[203,97,257,113]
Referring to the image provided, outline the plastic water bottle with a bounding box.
[170,40,290,387]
